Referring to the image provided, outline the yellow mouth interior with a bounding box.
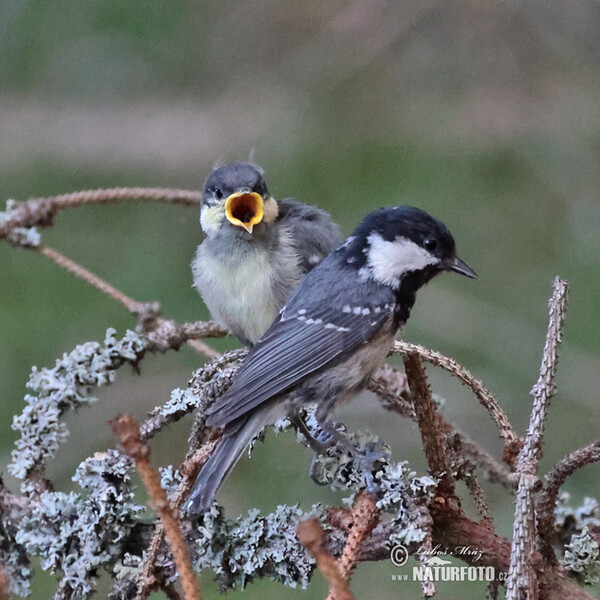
[225,192,264,233]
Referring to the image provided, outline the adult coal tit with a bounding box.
[187,205,476,513]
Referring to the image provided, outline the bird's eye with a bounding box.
[423,238,437,252]
[213,187,223,199]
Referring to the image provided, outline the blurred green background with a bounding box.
[1,1,600,598]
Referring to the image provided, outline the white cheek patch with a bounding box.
[365,233,439,287]
[200,204,225,235]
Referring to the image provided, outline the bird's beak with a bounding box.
[447,256,478,279]
[224,191,264,234]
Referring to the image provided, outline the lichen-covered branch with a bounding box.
[8,323,226,487]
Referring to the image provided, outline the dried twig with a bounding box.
[457,433,515,490]
[404,352,455,496]
[135,439,220,600]
[445,432,494,526]
[335,490,380,582]
[372,364,515,490]
[110,415,201,600]
[297,518,354,600]
[39,245,146,314]
[368,364,414,418]
[393,340,522,464]
[0,187,201,239]
[38,244,226,359]
[506,277,568,600]
[0,565,9,600]
[537,439,600,561]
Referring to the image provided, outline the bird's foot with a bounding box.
[289,413,335,454]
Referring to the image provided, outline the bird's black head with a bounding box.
[200,163,277,235]
[343,206,476,290]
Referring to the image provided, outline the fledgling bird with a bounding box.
[192,162,341,346]
[186,205,477,514]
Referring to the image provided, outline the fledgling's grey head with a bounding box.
[200,162,279,237]
[342,206,477,290]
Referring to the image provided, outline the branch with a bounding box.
[537,439,600,561]
[37,244,227,358]
[0,187,201,239]
[110,415,201,600]
[403,352,455,496]
[297,518,354,600]
[371,364,515,490]
[335,490,380,582]
[506,277,569,600]
[39,245,150,314]
[134,439,220,600]
[393,340,522,465]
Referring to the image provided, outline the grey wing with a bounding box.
[277,197,342,273]
[205,283,395,428]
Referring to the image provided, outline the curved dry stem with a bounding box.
[1,187,201,238]
[537,439,600,561]
[297,518,354,600]
[110,415,202,600]
[392,340,521,463]
[39,244,227,359]
[39,245,143,313]
[135,438,220,600]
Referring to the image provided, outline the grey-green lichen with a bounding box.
[188,503,319,591]
[0,489,32,597]
[13,451,145,599]
[562,527,600,585]
[555,494,600,585]
[554,493,600,534]
[9,329,147,482]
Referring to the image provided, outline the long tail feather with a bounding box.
[185,404,283,514]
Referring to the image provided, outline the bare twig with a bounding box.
[457,433,516,490]
[537,439,600,561]
[39,245,144,313]
[0,565,9,600]
[38,244,227,359]
[0,187,201,239]
[368,364,414,419]
[506,277,569,600]
[372,363,515,490]
[135,438,220,600]
[110,415,201,600]
[393,340,522,465]
[336,490,380,582]
[404,352,455,496]
[297,518,354,600]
